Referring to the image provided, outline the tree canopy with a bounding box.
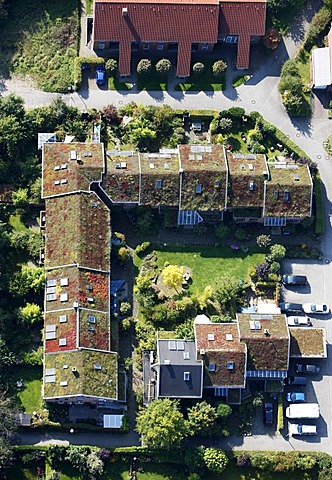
[162,264,185,293]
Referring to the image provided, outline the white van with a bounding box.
[286,403,320,419]
[289,424,317,436]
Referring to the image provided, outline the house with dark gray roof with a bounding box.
[153,338,203,399]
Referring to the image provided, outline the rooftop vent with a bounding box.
[70,150,77,160]
[72,367,77,372]
[248,163,254,170]
[94,364,102,370]
[264,329,270,336]
[183,351,190,360]
[164,359,171,365]
[60,381,68,387]
[63,364,69,369]
[184,371,191,381]
[122,6,128,15]
[226,334,233,341]
[294,173,299,181]
[240,164,245,170]
[200,348,206,355]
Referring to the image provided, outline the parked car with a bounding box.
[287,316,311,326]
[280,302,303,313]
[284,376,307,387]
[303,303,329,315]
[296,364,320,375]
[286,392,306,403]
[282,275,307,286]
[263,402,273,426]
[289,424,317,436]
[96,66,106,85]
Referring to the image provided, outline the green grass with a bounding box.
[209,464,317,480]
[175,60,225,92]
[295,50,311,86]
[9,214,28,232]
[137,62,168,91]
[12,366,42,413]
[0,0,79,92]
[7,464,38,480]
[108,75,133,91]
[138,245,264,293]
[232,75,250,88]
[86,0,93,15]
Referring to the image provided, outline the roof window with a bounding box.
[227,362,235,370]
[284,190,290,201]
[196,184,202,194]
[208,333,215,341]
[184,372,191,381]
[249,181,254,191]
[156,179,163,189]
[208,363,216,372]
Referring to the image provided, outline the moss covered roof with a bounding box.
[102,152,140,203]
[44,349,118,399]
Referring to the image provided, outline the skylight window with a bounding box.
[196,184,202,194]
[208,363,216,372]
[168,341,176,350]
[156,179,163,189]
[249,181,254,191]
[60,277,69,287]
[184,372,191,381]
[274,190,279,198]
[208,333,215,341]
[183,351,190,360]
[227,362,235,370]
[284,190,290,201]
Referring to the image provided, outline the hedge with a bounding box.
[73,56,106,90]
[314,174,324,235]
[277,393,284,432]
[304,6,332,51]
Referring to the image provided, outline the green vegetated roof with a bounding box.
[237,314,289,371]
[45,193,110,270]
[227,152,267,208]
[195,323,247,388]
[44,349,118,399]
[264,162,312,217]
[42,143,104,198]
[102,153,140,203]
[140,152,180,207]
[290,328,326,358]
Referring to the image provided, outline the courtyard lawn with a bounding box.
[150,245,264,292]
[175,60,225,92]
[108,75,133,91]
[208,464,317,480]
[9,213,29,232]
[12,366,42,413]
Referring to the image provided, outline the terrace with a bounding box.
[264,162,312,218]
[44,349,118,400]
[290,328,327,358]
[194,321,247,388]
[42,143,105,198]
[102,152,140,203]
[237,314,290,371]
[178,144,228,211]
[139,151,180,207]
[45,193,110,270]
[227,152,267,209]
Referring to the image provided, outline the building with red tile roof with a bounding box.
[92,0,266,77]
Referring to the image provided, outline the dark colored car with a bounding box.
[96,66,106,85]
[284,376,307,387]
[282,275,307,286]
[295,364,320,375]
[263,402,273,426]
[279,302,303,313]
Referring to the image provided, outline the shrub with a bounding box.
[256,234,271,248]
[304,6,332,50]
[137,59,152,74]
[255,263,270,280]
[210,117,219,134]
[234,228,246,241]
[269,244,286,261]
[105,59,117,73]
[98,448,111,461]
[269,261,281,274]
[278,75,303,95]
[314,175,324,235]
[215,224,230,239]
[263,27,281,50]
[117,246,130,263]
[155,59,172,74]
[203,448,228,473]
[135,242,151,257]
[212,60,227,76]
[219,117,232,131]
[184,446,205,471]
[119,302,131,316]
[217,402,232,420]
[188,474,201,480]
[192,62,205,74]
[236,453,251,467]
[281,59,300,77]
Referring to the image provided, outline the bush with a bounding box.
[212,60,227,76]
[135,242,151,257]
[215,224,230,239]
[281,59,300,77]
[269,261,281,274]
[263,27,281,50]
[256,234,271,248]
[192,62,205,74]
[277,393,284,431]
[236,453,251,467]
[119,302,131,316]
[234,228,246,241]
[105,59,117,73]
[137,59,152,74]
[117,246,130,263]
[155,59,172,74]
[304,6,332,50]
[219,117,232,131]
[314,175,324,235]
[269,244,286,261]
[188,474,201,480]
[73,56,105,90]
[203,448,228,473]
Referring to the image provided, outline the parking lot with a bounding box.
[282,259,332,449]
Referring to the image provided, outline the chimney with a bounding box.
[122,7,128,16]
[264,329,270,337]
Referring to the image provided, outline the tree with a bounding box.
[212,60,227,76]
[86,451,104,475]
[187,401,218,435]
[9,266,45,297]
[162,264,185,293]
[136,398,189,449]
[193,62,205,74]
[219,118,232,131]
[105,59,117,73]
[128,118,156,150]
[156,59,172,75]
[255,263,270,280]
[117,246,130,263]
[119,301,131,316]
[174,318,194,340]
[256,234,271,249]
[0,438,13,476]
[269,244,286,262]
[237,453,251,467]
[101,104,119,125]
[137,59,152,75]
[281,60,300,78]
[19,303,42,324]
[215,276,240,317]
[12,188,29,208]
[278,75,303,96]
[203,448,228,473]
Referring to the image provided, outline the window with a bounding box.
[227,362,234,370]
[183,351,190,360]
[208,333,215,341]
[59,315,67,323]
[177,341,185,351]
[143,43,150,50]
[226,334,233,341]
[225,35,238,44]
[184,372,191,381]
[274,190,279,198]
[196,184,202,194]
[60,277,69,287]
[88,315,96,324]
[60,293,68,302]
[94,364,102,370]
[157,43,164,51]
[168,341,176,350]
[284,190,290,201]
[156,179,162,189]
[47,294,57,301]
[98,42,105,50]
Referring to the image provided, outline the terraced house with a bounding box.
[92,0,267,77]
[42,143,124,406]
